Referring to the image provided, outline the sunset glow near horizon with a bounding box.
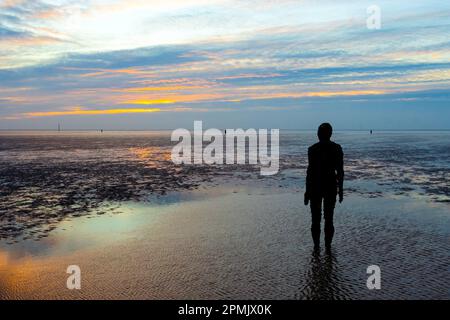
[1,0,450,129]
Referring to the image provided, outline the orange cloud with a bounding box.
[32,8,63,20]
[23,108,162,117]
[0,0,25,8]
[129,78,210,85]
[117,90,386,106]
[117,86,204,92]
[77,68,152,78]
[120,99,175,105]
[217,73,282,80]
[0,36,60,47]
[121,93,225,104]
[301,90,386,98]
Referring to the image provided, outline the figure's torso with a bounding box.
[308,141,342,193]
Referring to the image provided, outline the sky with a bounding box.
[0,0,449,130]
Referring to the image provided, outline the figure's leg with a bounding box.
[310,196,322,248]
[323,194,336,248]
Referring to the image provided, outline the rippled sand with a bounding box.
[0,131,449,299]
[0,182,449,299]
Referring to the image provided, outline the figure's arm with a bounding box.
[336,146,344,202]
[304,148,312,205]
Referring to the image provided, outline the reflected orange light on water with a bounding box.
[128,147,172,168]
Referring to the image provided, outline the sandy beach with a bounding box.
[0,131,449,299]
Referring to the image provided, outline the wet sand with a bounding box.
[0,131,449,299]
[0,181,449,299]
[1,131,449,241]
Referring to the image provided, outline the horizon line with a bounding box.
[1,128,450,132]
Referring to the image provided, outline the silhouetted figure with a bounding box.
[370,129,373,135]
[304,123,344,250]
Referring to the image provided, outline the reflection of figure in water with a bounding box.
[301,250,339,299]
[304,123,344,250]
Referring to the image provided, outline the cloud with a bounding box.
[116,86,206,92]
[0,25,24,38]
[119,99,175,105]
[22,107,162,117]
[1,0,450,128]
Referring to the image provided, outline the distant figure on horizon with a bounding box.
[304,123,344,251]
[370,129,373,134]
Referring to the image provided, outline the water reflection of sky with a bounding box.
[0,202,163,262]
[0,185,239,264]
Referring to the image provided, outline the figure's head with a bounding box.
[317,123,333,141]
